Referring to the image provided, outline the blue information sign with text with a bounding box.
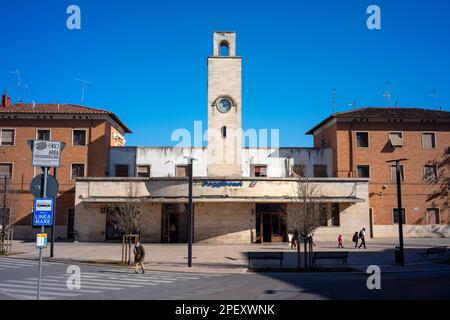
[33,198,54,227]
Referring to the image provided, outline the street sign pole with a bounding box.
[187,157,193,268]
[50,167,57,258]
[37,166,49,300]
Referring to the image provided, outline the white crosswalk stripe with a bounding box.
[0,262,223,300]
[0,257,62,270]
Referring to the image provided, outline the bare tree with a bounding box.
[1,175,19,254]
[106,182,146,235]
[283,176,326,269]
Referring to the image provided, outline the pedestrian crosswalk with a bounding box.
[0,257,46,270]
[0,259,222,300]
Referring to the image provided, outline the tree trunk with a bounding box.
[296,237,301,271]
[304,237,308,269]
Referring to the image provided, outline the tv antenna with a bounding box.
[348,100,357,110]
[383,81,392,107]
[75,79,92,105]
[10,68,22,102]
[331,88,337,113]
[428,89,438,109]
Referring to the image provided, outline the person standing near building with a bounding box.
[352,232,359,248]
[337,234,344,248]
[358,228,367,249]
[134,241,145,274]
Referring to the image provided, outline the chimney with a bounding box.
[1,91,11,108]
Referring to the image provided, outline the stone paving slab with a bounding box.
[5,238,450,274]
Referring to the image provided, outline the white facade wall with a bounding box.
[109,147,333,178]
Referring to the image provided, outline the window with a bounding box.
[426,208,440,225]
[356,132,369,148]
[357,165,371,178]
[137,165,150,178]
[114,165,129,177]
[175,165,188,177]
[389,132,403,148]
[36,129,51,141]
[0,129,15,146]
[0,163,13,179]
[72,129,87,146]
[292,165,306,177]
[390,164,405,182]
[313,165,328,177]
[221,126,227,139]
[393,208,406,224]
[220,40,229,56]
[71,164,85,180]
[422,132,436,149]
[424,165,438,183]
[251,165,267,177]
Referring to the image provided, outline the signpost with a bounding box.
[28,140,65,300]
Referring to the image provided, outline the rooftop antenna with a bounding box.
[383,81,392,108]
[348,100,357,110]
[428,89,438,109]
[10,68,22,103]
[75,79,92,105]
[331,88,337,113]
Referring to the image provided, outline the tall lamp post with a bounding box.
[387,158,408,267]
[184,156,197,268]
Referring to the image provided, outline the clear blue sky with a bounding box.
[1,0,449,147]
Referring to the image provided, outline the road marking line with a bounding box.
[5,279,122,291]
[25,278,141,289]
[0,288,79,298]
[0,283,102,294]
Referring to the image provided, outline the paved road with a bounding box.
[0,257,449,300]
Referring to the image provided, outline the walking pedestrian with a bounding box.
[291,229,299,249]
[133,241,145,274]
[337,234,344,248]
[358,228,367,249]
[352,231,359,248]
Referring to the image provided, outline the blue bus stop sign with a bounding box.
[33,198,54,227]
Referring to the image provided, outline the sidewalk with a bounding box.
[6,238,450,274]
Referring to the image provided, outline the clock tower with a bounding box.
[207,32,242,177]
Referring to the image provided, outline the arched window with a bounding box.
[220,41,229,56]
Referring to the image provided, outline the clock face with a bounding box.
[217,98,232,113]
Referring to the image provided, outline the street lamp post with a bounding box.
[387,158,408,267]
[184,155,197,268]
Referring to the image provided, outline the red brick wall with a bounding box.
[313,119,450,226]
[0,118,119,231]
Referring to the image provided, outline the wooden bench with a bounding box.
[248,252,283,268]
[312,252,349,266]
[420,246,447,261]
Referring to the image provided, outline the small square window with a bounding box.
[252,165,267,177]
[71,164,86,180]
[292,165,306,177]
[0,163,13,179]
[73,130,87,146]
[357,165,370,178]
[115,165,129,177]
[137,165,151,178]
[356,132,369,148]
[422,133,436,149]
[0,129,15,146]
[389,132,403,148]
[37,129,51,141]
[313,165,328,177]
[424,165,438,183]
[390,164,405,182]
[393,208,406,224]
[176,165,189,177]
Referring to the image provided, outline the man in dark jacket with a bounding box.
[358,228,367,249]
[134,241,145,274]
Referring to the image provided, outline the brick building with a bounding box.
[0,93,130,239]
[306,107,450,237]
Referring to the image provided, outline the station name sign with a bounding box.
[201,181,243,188]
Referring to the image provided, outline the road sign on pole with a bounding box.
[36,233,48,248]
[30,174,59,199]
[33,198,54,227]
[32,141,63,168]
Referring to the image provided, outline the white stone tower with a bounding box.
[207,32,242,177]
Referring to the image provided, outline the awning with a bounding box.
[80,196,365,204]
